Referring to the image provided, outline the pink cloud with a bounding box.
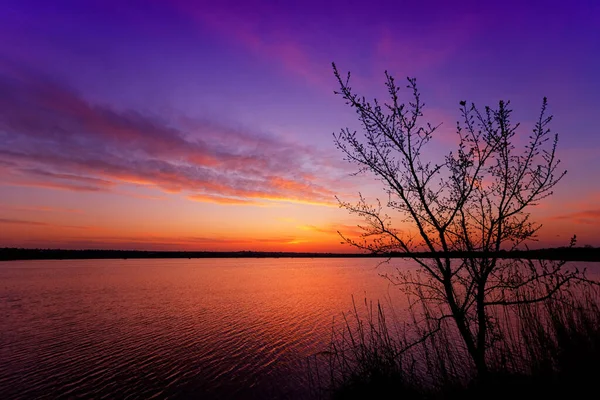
[0,203,82,213]
[18,168,115,186]
[0,218,91,230]
[187,193,260,206]
[300,223,365,237]
[0,65,342,206]
[374,20,476,74]
[2,179,109,193]
[175,0,331,88]
[552,209,600,225]
[0,233,310,251]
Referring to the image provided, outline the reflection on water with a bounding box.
[0,258,408,399]
[2,258,598,399]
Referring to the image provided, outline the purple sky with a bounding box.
[1,0,599,250]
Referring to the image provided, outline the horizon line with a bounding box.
[2,246,599,262]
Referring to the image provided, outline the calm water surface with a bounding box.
[0,258,410,399]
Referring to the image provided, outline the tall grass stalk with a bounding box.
[308,282,600,399]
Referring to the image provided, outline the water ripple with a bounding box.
[4,259,592,398]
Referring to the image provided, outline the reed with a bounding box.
[308,282,600,399]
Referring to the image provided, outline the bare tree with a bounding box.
[332,63,586,376]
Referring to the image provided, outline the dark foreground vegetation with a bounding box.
[315,63,600,399]
[308,285,600,400]
[2,246,599,261]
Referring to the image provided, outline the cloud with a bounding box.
[0,218,90,229]
[300,223,365,237]
[18,168,115,186]
[0,203,82,213]
[177,0,332,87]
[552,209,600,225]
[0,218,49,226]
[374,16,477,75]
[0,64,340,206]
[187,193,260,206]
[1,179,109,193]
[0,233,311,251]
[178,0,481,91]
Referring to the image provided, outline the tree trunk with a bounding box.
[475,281,488,377]
[443,279,481,374]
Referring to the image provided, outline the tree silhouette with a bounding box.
[332,63,587,376]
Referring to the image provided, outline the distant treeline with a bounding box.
[1,247,599,262]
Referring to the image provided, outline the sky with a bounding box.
[0,0,599,252]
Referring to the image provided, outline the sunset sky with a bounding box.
[1,0,599,251]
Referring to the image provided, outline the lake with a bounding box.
[0,258,413,399]
[2,258,598,399]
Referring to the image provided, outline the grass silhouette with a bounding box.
[309,282,600,399]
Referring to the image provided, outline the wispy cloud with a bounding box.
[1,179,110,192]
[552,209,600,225]
[374,17,477,75]
[184,1,329,87]
[0,218,50,226]
[299,223,365,237]
[0,232,313,251]
[187,193,260,206]
[0,203,82,213]
[0,218,90,229]
[0,64,340,206]
[18,168,115,186]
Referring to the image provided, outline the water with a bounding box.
[0,258,408,399]
[2,258,598,399]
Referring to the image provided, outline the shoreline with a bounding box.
[2,247,599,262]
